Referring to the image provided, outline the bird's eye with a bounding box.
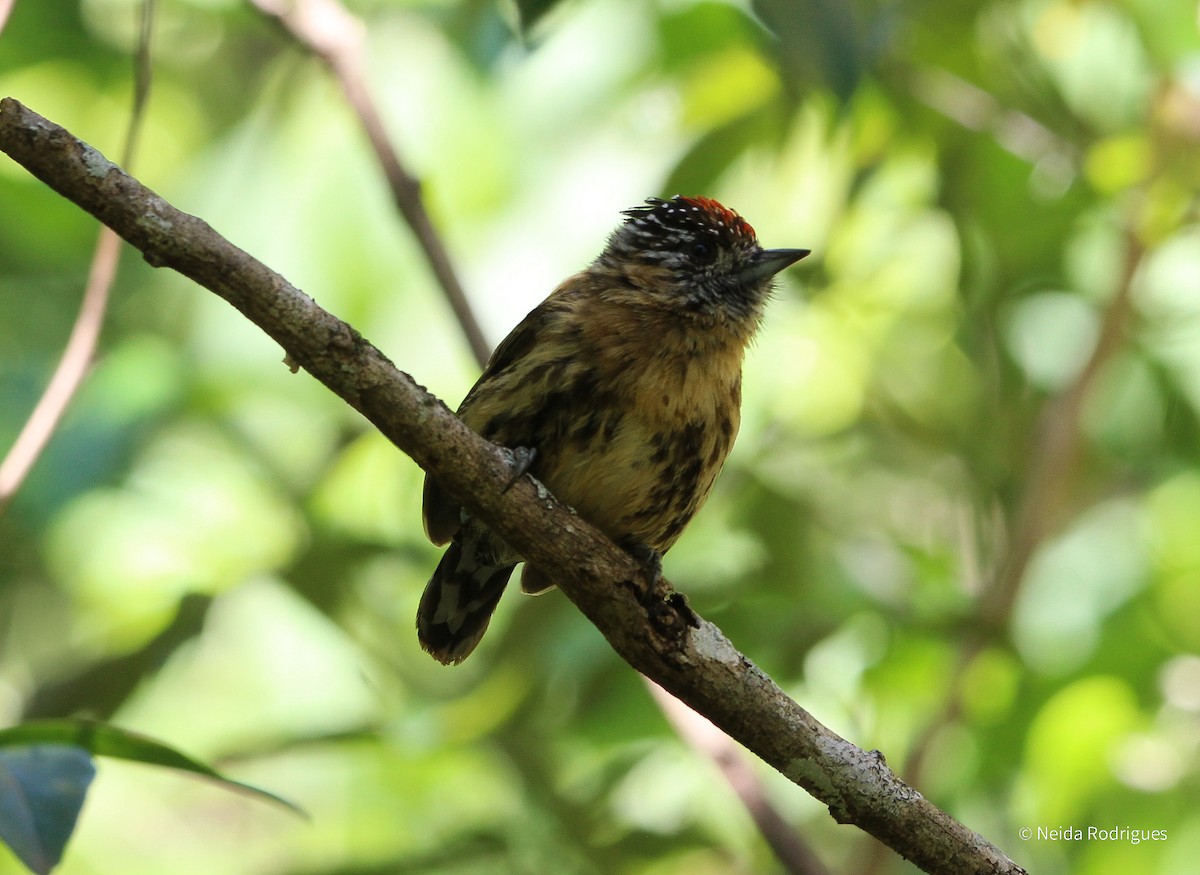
[690,241,716,264]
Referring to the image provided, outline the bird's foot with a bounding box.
[618,541,700,633]
[501,446,537,493]
[621,540,663,584]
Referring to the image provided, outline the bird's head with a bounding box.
[599,195,808,325]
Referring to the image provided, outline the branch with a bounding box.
[247,0,492,367]
[0,97,1026,875]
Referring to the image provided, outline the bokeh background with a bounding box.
[2,0,1200,872]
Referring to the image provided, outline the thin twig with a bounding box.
[982,230,1142,622]
[903,232,1142,745]
[647,681,833,875]
[247,0,492,367]
[0,0,16,37]
[0,98,1027,874]
[0,0,155,517]
[0,230,118,510]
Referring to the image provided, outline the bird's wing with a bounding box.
[421,285,575,545]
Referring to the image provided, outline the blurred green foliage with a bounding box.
[2,0,1199,873]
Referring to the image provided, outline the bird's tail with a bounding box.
[417,535,515,665]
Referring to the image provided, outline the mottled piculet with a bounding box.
[418,195,808,663]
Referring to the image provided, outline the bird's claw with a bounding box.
[622,540,663,584]
[501,446,537,493]
[620,541,700,631]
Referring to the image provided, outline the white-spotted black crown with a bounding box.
[615,196,760,264]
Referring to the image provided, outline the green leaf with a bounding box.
[0,721,305,818]
[0,745,95,874]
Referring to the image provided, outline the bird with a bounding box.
[418,195,808,664]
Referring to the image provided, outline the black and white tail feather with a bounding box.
[416,519,517,664]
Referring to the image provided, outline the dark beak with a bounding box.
[738,248,810,285]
